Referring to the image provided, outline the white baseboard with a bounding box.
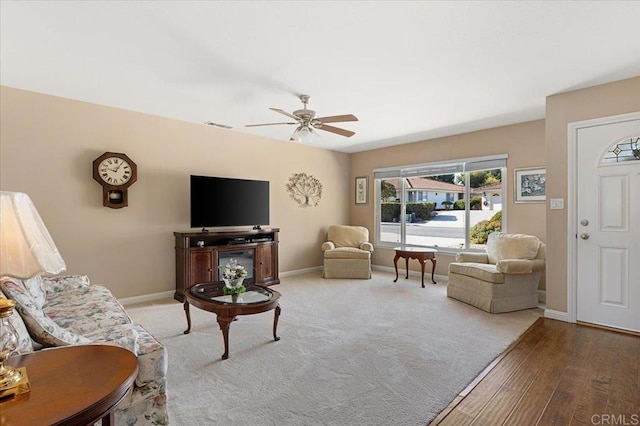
[544,309,570,322]
[120,268,323,306]
[281,264,449,282]
[280,266,323,277]
[120,264,449,306]
[537,290,546,304]
[119,290,174,306]
[372,265,448,283]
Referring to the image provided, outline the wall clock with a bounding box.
[92,152,137,209]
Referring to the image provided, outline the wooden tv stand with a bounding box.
[174,228,279,302]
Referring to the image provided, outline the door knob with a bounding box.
[580,233,590,240]
[580,219,589,226]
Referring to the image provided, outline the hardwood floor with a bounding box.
[431,317,640,425]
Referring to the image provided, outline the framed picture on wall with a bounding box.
[355,176,368,204]
[514,167,546,203]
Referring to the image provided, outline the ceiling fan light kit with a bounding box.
[291,125,316,143]
[246,95,358,143]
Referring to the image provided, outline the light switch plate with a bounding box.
[550,198,564,210]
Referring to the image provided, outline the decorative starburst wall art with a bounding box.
[286,172,323,207]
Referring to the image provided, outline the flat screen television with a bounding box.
[190,175,269,230]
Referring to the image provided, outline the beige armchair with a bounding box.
[322,226,374,279]
[447,232,545,313]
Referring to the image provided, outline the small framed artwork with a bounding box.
[514,167,546,203]
[355,176,368,204]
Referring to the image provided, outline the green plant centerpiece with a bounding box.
[223,284,246,297]
[218,258,248,296]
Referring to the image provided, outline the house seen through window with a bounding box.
[375,155,507,251]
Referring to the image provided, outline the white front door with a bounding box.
[576,117,640,333]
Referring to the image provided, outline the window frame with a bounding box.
[374,154,508,254]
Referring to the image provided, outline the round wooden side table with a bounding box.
[2,345,138,425]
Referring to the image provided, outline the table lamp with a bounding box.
[0,191,66,399]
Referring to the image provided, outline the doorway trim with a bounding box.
[566,111,640,324]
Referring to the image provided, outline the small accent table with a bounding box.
[393,247,438,288]
[2,345,138,425]
[184,282,281,360]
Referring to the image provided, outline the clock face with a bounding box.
[98,157,133,185]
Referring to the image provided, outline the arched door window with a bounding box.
[601,136,639,164]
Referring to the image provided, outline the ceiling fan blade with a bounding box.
[315,124,355,137]
[245,122,296,127]
[269,108,300,121]
[316,114,359,124]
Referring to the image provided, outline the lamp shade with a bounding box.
[291,125,316,143]
[0,192,66,279]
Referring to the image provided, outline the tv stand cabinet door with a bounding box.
[255,244,275,284]
[189,249,215,287]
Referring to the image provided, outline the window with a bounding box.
[601,135,639,164]
[374,155,507,251]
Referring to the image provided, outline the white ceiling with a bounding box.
[1,1,639,153]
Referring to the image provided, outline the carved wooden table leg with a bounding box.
[217,315,235,360]
[406,257,411,279]
[183,301,192,334]
[418,254,426,288]
[430,257,437,284]
[273,305,281,341]
[393,253,401,282]
[103,410,115,426]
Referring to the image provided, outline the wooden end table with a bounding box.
[393,247,438,288]
[2,345,138,425]
[184,282,281,360]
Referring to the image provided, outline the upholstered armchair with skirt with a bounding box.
[322,225,374,279]
[447,232,545,313]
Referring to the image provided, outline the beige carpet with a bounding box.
[126,271,540,426]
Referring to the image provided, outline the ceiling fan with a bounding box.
[246,95,358,142]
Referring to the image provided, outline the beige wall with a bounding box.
[0,86,350,298]
[544,76,640,313]
[5,76,636,304]
[349,120,546,281]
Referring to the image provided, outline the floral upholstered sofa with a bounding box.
[0,274,168,425]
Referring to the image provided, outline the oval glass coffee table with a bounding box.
[183,282,281,360]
